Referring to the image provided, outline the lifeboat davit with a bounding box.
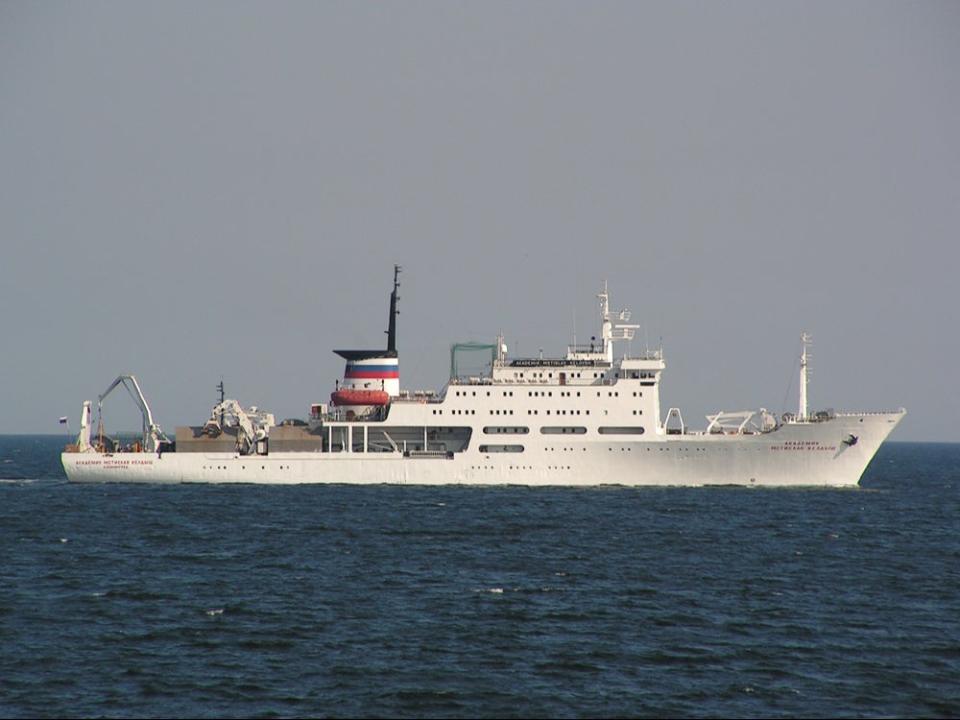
[331,389,390,407]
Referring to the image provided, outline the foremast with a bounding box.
[799,332,811,421]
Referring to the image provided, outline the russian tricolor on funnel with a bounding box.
[343,357,400,396]
[345,362,400,380]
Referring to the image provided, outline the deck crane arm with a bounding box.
[98,374,169,452]
[205,399,271,455]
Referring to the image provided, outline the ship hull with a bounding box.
[62,411,903,487]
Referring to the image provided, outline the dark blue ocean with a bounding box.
[1,436,957,718]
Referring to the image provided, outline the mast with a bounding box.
[386,264,401,353]
[598,281,612,362]
[335,265,402,402]
[217,377,225,428]
[596,280,637,362]
[799,332,811,421]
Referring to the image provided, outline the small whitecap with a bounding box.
[59,538,68,543]
[554,572,568,577]
[205,608,224,616]
[488,587,504,594]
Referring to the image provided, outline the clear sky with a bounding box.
[1,1,957,441]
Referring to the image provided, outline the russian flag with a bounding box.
[58,417,68,424]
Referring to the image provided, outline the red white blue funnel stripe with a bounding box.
[345,362,399,379]
[342,357,400,397]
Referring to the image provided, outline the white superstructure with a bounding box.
[62,272,904,486]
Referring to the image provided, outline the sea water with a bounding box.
[1,436,957,717]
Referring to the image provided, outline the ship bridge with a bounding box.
[487,280,664,388]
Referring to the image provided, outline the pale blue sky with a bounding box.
[1,1,958,440]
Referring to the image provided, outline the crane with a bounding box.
[97,375,170,453]
[202,399,274,455]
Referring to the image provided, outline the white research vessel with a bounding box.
[62,268,904,486]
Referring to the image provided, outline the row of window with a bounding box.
[481,426,646,436]
[506,370,657,380]
[454,382,654,397]
[478,431,648,454]
[478,445,525,453]
[469,465,572,471]
[455,389,517,397]
[509,371,599,379]
[450,389,644,400]
[202,464,286,470]
[525,409,589,416]
[433,407,643,417]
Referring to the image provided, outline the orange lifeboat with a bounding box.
[331,389,390,407]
